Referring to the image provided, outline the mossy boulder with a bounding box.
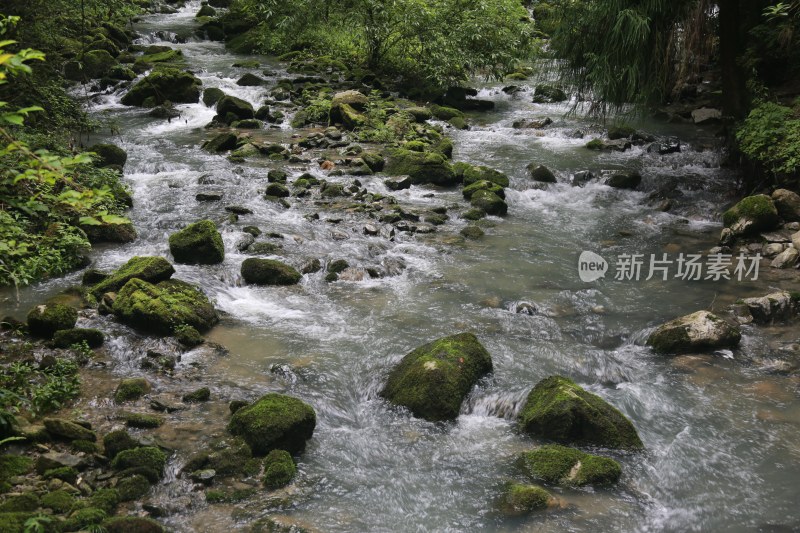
[462,180,505,200]
[722,194,780,236]
[90,488,120,514]
[216,95,255,122]
[103,430,140,458]
[168,220,225,265]
[605,171,642,190]
[527,164,556,183]
[429,104,464,120]
[89,256,175,298]
[241,259,302,286]
[124,413,164,429]
[518,376,643,449]
[184,436,253,477]
[112,446,167,477]
[331,90,369,111]
[646,310,741,355]
[112,278,219,334]
[470,190,508,216]
[115,475,152,501]
[121,68,202,106]
[380,332,493,422]
[41,489,76,513]
[383,149,457,186]
[89,143,127,168]
[262,449,296,489]
[203,87,225,107]
[532,84,567,103]
[27,302,77,338]
[462,165,510,188]
[102,516,165,533]
[43,418,97,442]
[65,49,117,81]
[114,378,151,403]
[772,188,800,221]
[520,444,622,486]
[227,393,316,455]
[81,222,137,244]
[0,455,33,482]
[330,102,366,130]
[203,132,239,152]
[182,387,211,403]
[0,493,40,512]
[498,482,555,515]
[175,324,204,347]
[64,507,108,530]
[52,328,105,348]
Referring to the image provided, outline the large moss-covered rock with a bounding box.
[43,418,97,442]
[470,190,508,216]
[27,303,77,338]
[81,222,137,244]
[52,328,105,348]
[330,102,366,130]
[203,132,239,152]
[114,378,151,403]
[64,49,117,81]
[262,449,296,489]
[103,429,140,458]
[112,278,219,334]
[331,90,369,111]
[111,446,167,477]
[216,95,255,122]
[463,165,509,187]
[518,376,643,449]
[722,194,780,236]
[203,87,225,107]
[228,393,316,455]
[526,164,556,183]
[605,171,642,189]
[532,84,567,103]
[520,445,622,486]
[168,220,224,265]
[183,436,253,477]
[497,482,555,515]
[241,258,302,285]
[380,332,493,422]
[462,180,505,200]
[89,256,175,298]
[772,188,800,221]
[89,143,127,168]
[121,68,202,106]
[383,149,456,186]
[646,310,741,354]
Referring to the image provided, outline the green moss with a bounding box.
[240,259,302,286]
[462,180,505,200]
[0,512,36,532]
[89,256,175,298]
[227,393,316,456]
[43,418,96,442]
[112,447,167,476]
[0,492,40,512]
[121,67,202,106]
[586,139,604,150]
[88,143,127,168]
[462,208,486,221]
[71,439,99,454]
[520,444,621,486]
[43,466,78,484]
[722,194,779,232]
[470,190,508,216]
[498,482,551,515]
[518,376,643,449]
[168,220,224,265]
[115,475,151,501]
[52,328,105,348]
[462,165,509,188]
[89,488,119,514]
[112,278,219,334]
[380,332,493,422]
[205,488,256,504]
[182,387,210,403]
[0,456,33,479]
[124,413,164,429]
[262,449,296,489]
[174,324,204,347]
[64,507,107,530]
[27,303,78,338]
[102,516,165,532]
[103,430,139,459]
[383,149,457,186]
[114,378,151,403]
[608,125,636,139]
[41,490,76,513]
[429,104,464,120]
[532,84,567,103]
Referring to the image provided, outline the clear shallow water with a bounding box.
[2,3,800,532]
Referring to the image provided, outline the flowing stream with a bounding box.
[2,3,800,532]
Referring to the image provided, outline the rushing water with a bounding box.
[3,3,800,532]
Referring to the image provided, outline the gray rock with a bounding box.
[742,291,796,324]
[763,243,786,258]
[770,247,798,268]
[772,189,800,222]
[647,310,741,355]
[691,107,722,125]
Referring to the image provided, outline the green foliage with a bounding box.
[736,100,800,176]
[0,358,80,416]
[230,0,536,89]
[23,513,52,533]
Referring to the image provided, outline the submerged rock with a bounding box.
[518,375,643,449]
[114,378,151,403]
[168,220,225,265]
[520,444,621,486]
[89,256,175,298]
[527,164,556,183]
[722,194,780,237]
[605,171,642,189]
[380,332,493,422]
[241,258,302,285]
[498,482,557,516]
[112,279,219,334]
[227,393,316,455]
[647,310,741,354]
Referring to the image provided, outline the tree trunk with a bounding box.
[718,0,746,118]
